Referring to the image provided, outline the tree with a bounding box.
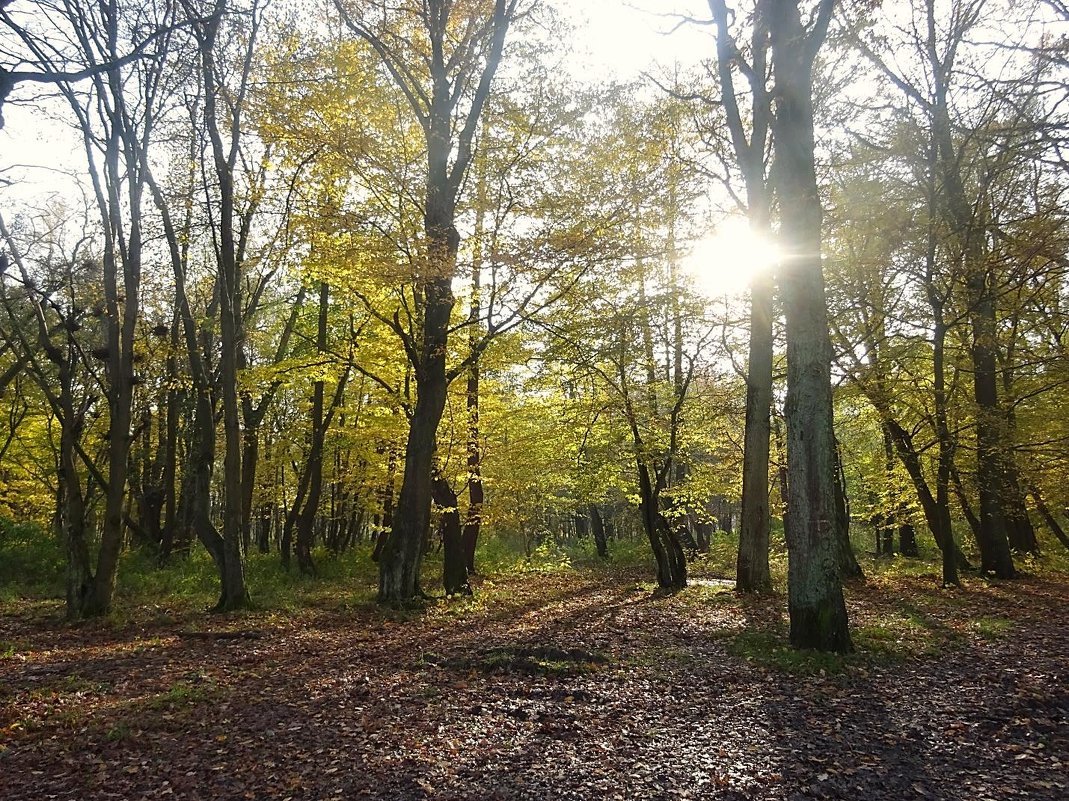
[334,0,523,604]
[0,0,181,617]
[708,0,776,592]
[769,0,852,652]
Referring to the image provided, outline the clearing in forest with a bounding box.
[1,565,1066,800]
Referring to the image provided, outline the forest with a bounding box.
[0,0,1067,799]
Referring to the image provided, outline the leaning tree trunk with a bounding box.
[770,0,851,652]
[1032,488,1069,551]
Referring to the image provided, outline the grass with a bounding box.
[972,616,1013,639]
[728,630,853,675]
[0,519,65,602]
[2,515,1067,649]
[428,645,611,677]
[143,678,220,711]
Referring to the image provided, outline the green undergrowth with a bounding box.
[0,519,65,601]
[2,518,1067,635]
[113,547,383,619]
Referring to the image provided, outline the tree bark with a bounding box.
[589,504,609,559]
[922,0,1015,579]
[368,0,516,605]
[1032,488,1069,551]
[709,0,775,594]
[770,0,852,652]
[432,473,470,596]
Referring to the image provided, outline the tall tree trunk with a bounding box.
[379,276,453,604]
[877,426,896,556]
[462,125,489,577]
[462,360,484,575]
[834,437,864,581]
[338,0,517,604]
[737,261,774,592]
[884,419,970,575]
[999,393,1037,554]
[158,331,180,564]
[923,0,1014,579]
[295,283,330,576]
[196,2,253,611]
[770,0,851,652]
[710,0,775,593]
[295,283,344,576]
[58,357,93,618]
[372,449,396,563]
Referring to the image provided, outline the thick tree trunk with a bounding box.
[967,281,1016,578]
[930,318,958,582]
[378,277,453,604]
[770,0,851,652]
[1000,406,1037,554]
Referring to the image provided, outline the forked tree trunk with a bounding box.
[432,474,470,596]
[921,0,1015,579]
[637,463,686,589]
[357,0,516,606]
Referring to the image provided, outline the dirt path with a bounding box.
[1,568,1066,799]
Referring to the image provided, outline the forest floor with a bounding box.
[0,561,1066,800]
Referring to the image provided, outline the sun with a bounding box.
[683,217,780,298]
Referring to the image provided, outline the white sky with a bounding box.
[0,0,735,291]
[565,0,713,79]
[0,1,715,176]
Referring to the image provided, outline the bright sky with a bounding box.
[0,1,716,173]
[565,0,713,79]
[1,1,742,293]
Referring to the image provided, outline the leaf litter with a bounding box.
[0,567,1065,800]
